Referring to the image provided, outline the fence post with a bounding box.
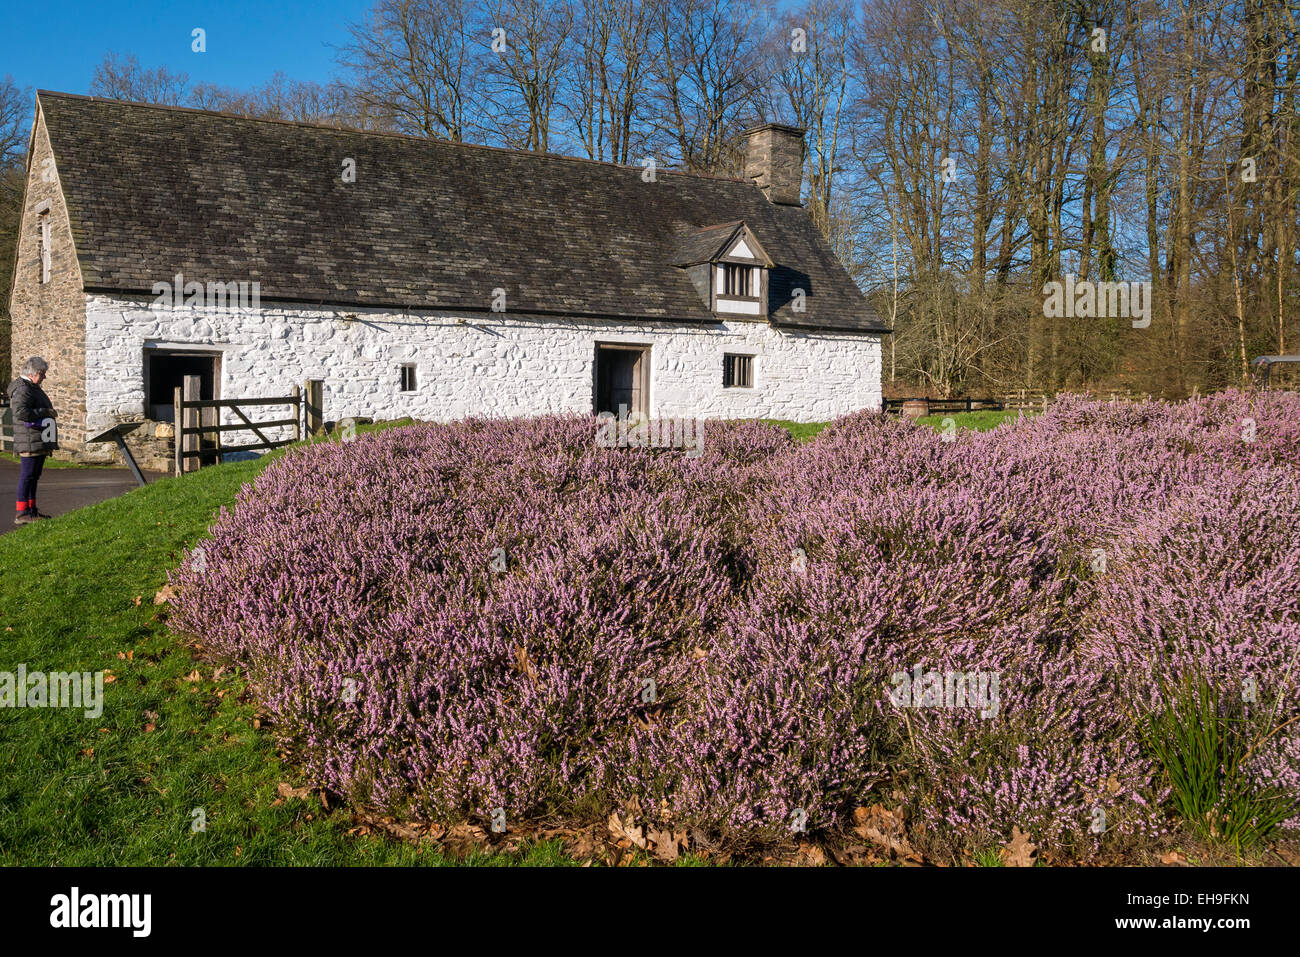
[292,385,302,442]
[182,375,201,474]
[201,400,217,466]
[173,386,182,476]
[304,379,324,436]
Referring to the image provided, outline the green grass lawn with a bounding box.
[767,410,1030,443]
[0,422,579,865]
[914,409,1028,432]
[1,452,103,468]
[761,419,832,442]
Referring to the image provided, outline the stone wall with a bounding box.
[82,295,882,455]
[6,104,89,459]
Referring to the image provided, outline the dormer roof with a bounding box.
[669,221,774,268]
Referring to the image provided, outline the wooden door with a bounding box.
[595,345,649,417]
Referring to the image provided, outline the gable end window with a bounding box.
[38,210,51,284]
[723,353,754,388]
[400,364,418,392]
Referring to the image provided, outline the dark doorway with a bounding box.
[594,344,650,417]
[144,350,221,422]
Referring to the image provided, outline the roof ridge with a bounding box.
[36,89,753,187]
[680,220,746,233]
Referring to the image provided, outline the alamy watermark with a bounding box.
[50,887,150,937]
[150,272,261,314]
[1042,274,1151,328]
[0,664,104,719]
[888,664,1000,718]
[596,405,705,458]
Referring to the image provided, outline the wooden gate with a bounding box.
[173,376,302,474]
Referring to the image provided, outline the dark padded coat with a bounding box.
[6,377,59,455]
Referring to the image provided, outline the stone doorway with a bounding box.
[594,344,650,418]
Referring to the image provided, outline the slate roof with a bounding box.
[36,91,887,333]
[672,222,742,267]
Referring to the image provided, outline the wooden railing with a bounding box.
[884,390,1166,416]
[883,396,1006,415]
[173,380,302,475]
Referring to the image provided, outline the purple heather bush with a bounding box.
[169,392,1300,852]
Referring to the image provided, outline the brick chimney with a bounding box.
[741,123,805,206]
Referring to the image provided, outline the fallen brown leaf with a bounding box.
[796,843,827,867]
[1160,849,1189,866]
[277,782,310,800]
[512,644,538,683]
[1272,844,1300,866]
[608,812,647,850]
[827,843,881,866]
[1002,826,1037,867]
[562,828,597,860]
[647,827,687,863]
[853,805,922,862]
[153,585,177,605]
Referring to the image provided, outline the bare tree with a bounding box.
[647,0,766,171]
[89,52,189,105]
[768,0,854,245]
[340,0,482,140]
[0,77,31,370]
[481,0,574,151]
[567,0,652,163]
[190,74,365,126]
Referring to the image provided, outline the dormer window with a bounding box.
[670,220,774,320]
[722,263,756,297]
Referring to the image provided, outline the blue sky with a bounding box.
[2,0,366,98]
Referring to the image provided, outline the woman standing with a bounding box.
[7,356,58,525]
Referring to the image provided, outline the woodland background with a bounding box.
[3,0,1299,398]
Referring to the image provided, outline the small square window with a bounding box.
[399,364,417,392]
[723,354,754,388]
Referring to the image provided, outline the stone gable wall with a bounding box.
[7,105,89,459]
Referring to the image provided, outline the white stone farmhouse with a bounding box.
[8,91,887,466]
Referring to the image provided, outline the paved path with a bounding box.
[0,460,166,534]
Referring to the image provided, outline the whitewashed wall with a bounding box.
[83,294,882,442]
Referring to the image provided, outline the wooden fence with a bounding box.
[174,377,306,475]
[0,393,10,454]
[884,390,1169,416]
[883,396,1006,415]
